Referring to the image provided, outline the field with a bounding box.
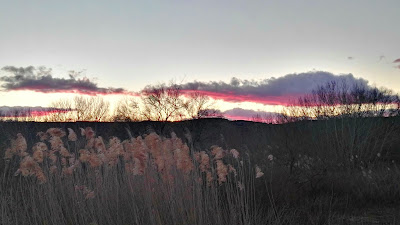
[1,117,400,225]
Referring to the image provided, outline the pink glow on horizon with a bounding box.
[30,109,73,117]
[223,114,255,121]
[0,109,74,118]
[181,90,301,106]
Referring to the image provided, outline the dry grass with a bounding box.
[1,127,267,225]
[1,118,400,224]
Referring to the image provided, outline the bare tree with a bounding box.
[140,83,219,121]
[74,96,110,121]
[47,98,74,122]
[112,97,141,122]
[181,92,218,119]
[282,80,400,121]
[47,96,110,122]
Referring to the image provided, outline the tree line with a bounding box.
[1,80,399,122]
[1,84,220,122]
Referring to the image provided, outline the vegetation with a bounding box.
[1,80,400,224]
[1,127,268,225]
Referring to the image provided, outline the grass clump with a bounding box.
[1,127,266,225]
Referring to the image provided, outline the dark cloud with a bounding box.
[393,58,400,69]
[0,66,135,95]
[347,56,354,60]
[0,106,72,117]
[222,108,280,121]
[172,71,371,105]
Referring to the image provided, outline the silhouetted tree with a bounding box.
[48,96,110,121]
[112,97,141,122]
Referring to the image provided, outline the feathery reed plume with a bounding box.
[216,160,228,184]
[67,128,77,141]
[173,146,194,174]
[255,166,264,178]
[37,131,49,141]
[14,133,28,157]
[131,136,148,175]
[88,154,102,168]
[4,148,12,159]
[84,127,95,139]
[33,148,44,163]
[5,133,28,158]
[211,146,225,160]
[49,136,63,151]
[195,151,210,172]
[79,149,90,162]
[33,142,48,152]
[47,128,66,138]
[106,137,123,166]
[230,149,240,159]
[80,127,86,136]
[60,146,71,157]
[18,155,47,183]
[49,151,58,164]
[94,136,106,153]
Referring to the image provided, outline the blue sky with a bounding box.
[1,0,399,117]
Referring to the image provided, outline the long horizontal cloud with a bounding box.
[222,108,281,122]
[173,71,371,105]
[0,106,72,117]
[0,66,135,95]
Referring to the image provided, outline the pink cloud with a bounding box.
[168,71,371,106]
[1,66,137,96]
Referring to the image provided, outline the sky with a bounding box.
[1,0,399,120]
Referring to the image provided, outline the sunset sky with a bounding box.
[1,1,399,120]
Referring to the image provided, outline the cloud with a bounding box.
[0,106,72,117]
[222,108,280,121]
[393,58,400,69]
[172,71,371,105]
[347,56,354,60]
[0,66,136,95]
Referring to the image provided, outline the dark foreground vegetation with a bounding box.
[1,116,400,225]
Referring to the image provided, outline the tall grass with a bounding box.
[1,127,266,225]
